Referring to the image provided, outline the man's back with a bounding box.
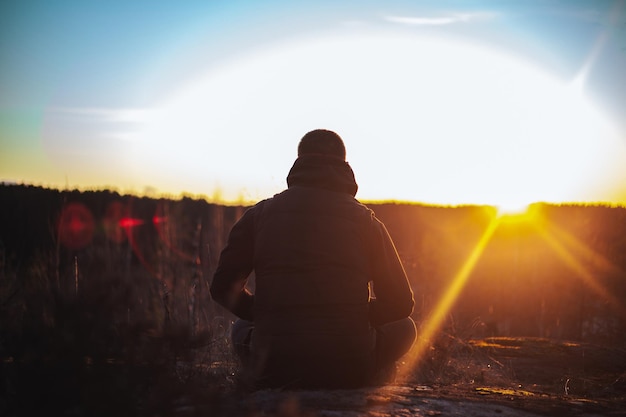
[210,130,415,390]
[251,184,378,388]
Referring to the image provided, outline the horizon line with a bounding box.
[3,181,625,210]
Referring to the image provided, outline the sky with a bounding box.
[1,0,626,209]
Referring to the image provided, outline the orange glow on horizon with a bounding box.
[396,202,625,382]
[496,202,531,217]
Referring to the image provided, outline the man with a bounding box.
[210,129,416,389]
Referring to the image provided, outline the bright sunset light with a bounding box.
[134,31,624,207]
[1,1,625,207]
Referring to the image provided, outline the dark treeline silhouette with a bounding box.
[1,183,625,358]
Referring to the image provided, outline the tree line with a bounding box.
[1,184,625,356]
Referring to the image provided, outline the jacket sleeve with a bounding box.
[368,216,415,326]
[210,206,256,321]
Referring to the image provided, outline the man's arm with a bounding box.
[210,206,256,321]
[368,217,415,327]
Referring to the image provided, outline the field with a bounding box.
[1,184,625,416]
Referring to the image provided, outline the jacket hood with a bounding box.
[286,154,358,197]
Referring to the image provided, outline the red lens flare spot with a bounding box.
[103,201,129,243]
[119,217,144,228]
[152,215,167,225]
[153,202,194,262]
[58,202,95,250]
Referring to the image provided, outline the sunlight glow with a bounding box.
[496,201,530,217]
[131,29,624,206]
[396,202,626,381]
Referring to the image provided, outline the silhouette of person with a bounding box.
[210,129,416,389]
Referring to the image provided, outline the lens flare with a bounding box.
[119,217,144,228]
[57,202,95,250]
[398,211,500,379]
[103,201,128,243]
[152,202,197,262]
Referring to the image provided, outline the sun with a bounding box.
[496,201,531,217]
[134,29,623,205]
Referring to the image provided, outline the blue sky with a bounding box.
[1,0,625,206]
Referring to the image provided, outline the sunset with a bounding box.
[1,1,626,415]
[2,1,626,207]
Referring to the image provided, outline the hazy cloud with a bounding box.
[385,12,497,26]
[46,107,153,142]
[49,107,154,123]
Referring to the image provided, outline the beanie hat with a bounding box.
[297,129,346,160]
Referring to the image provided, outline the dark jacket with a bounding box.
[210,154,414,388]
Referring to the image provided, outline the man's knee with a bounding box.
[376,317,417,363]
[394,316,417,348]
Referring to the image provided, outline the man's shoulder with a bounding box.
[353,198,381,216]
[352,199,376,217]
[262,187,376,220]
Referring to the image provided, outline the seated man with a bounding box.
[210,129,416,389]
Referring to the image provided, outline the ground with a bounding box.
[2,337,625,416]
[216,337,626,417]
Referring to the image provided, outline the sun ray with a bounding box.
[530,217,626,318]
[540,217,623,277]
[397,213,501,380]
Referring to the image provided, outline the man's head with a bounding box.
[297,129,346,160]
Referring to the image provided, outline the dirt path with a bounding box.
[232,384,617,417]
